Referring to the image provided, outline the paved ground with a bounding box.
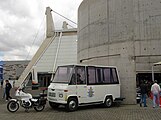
[0,88,161,120]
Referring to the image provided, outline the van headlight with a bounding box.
[59,93,63,98]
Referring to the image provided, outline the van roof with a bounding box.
[58,64,117,68]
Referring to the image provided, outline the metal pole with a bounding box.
[50,32,63,81]
[152,65,154,81]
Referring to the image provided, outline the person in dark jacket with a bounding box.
[1,80,3,88]
[140,80,148,107]
[5,80,12,101]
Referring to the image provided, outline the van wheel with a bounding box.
[66,98,78,112]
[104,97,113,108]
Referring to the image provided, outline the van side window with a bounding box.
[103,68,111,83]
[96,68,103,83]
[76,66,86,85]
[87,67,96,84]
[111,68,119,83]
[103,68,119,84]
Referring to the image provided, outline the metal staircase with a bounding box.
[15,7,55,88]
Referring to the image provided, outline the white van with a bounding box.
[47,64,124,111]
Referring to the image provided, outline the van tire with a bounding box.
[104,96,113,108]
[66,98,78,112]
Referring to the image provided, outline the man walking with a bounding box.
[2,80,6,98]
[151,80,160,108]
[140,80,148,107]
[1,80,3,88]
[5,80,12,101]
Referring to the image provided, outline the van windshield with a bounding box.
[52,65,74,83]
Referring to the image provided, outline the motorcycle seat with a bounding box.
[39,93,47,97]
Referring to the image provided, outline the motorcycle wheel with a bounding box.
[34,105,45,112]
[7,100,19,113]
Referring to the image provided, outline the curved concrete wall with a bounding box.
[78,0,161,104]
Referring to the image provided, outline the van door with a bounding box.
[75,66,87,104]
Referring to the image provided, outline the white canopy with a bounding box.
[152,61,161,81]
[153,61,161,66]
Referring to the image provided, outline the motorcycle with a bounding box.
[7,88,47,113]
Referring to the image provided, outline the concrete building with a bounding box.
[78,0,161,104]
[0,60,29,87]
[3,61,29,81]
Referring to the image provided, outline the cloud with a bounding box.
[0,0,82,61]
[0,0,44,60]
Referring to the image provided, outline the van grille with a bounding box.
[49,92,56,97]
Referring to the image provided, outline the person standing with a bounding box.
[1,80,3,88]
[140,80,148,107]
[151,80,160,108]
[2,80,6,98]
[5,80,12,101]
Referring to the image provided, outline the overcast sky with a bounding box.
[0,0,83,61]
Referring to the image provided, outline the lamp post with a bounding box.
[152,65,154,82]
